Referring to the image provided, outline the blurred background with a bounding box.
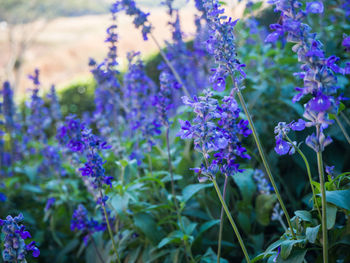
[0,0,250,97]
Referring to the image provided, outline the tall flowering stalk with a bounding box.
[26,69,51,144]
[117,0,191,97]
[46,85,62,126]
[0,98,4,175]
[90,2,123,145]
[57,116,121,262]
[1,81,24,175]
[0,214,40,262]
[160,0,206,98]
[179,90,251,262]
[266,1,350,261]
[199,0,296,239]
[123,51,161,160]
[71,204,106,262]
[154,71,195,261]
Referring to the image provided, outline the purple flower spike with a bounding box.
[1,214,40,261]
[179,90,251,179]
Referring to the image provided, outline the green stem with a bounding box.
[100,191,121,263]
[335,115,350,145]
[340,112,350,127]
[150,33,190,97]
[236,88,296,239]
[285,135,321,219]
[212,179,251,263]
[166,126,195,262]
[217,176,228,263]
[316,135,328,263]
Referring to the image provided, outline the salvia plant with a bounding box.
[1,0,350,262]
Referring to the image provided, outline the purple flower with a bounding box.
[46,85,62,123]
[0,192,6,202]
[267,0,347,152]
[253,169,272,195]
[26,241,40,257]
[179,90,251,178]
[201,0,244,89]
[275,139,292,155]
[342,35,350,51]
[45,197,56,211]
[26,69,51,143]
[71,204,108,246]
[305,2,324,14]
[290,119,306,131]
[57,116,113,190]
[118,0,152,40]
[123,51,159,152]
[306,132,332,152]
[307,94,331,112]
[0,214,40,261]
[325,165,334,175]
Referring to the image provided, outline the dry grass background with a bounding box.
[0,2,246,95]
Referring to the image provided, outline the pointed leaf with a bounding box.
[306,225,320,243]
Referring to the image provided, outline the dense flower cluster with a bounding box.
[71,204,107,245]
[57,116,113,189]
[267,1,348,153]
[25,69,50,143]
[2,82,15,130]
[46,85,62,124]
[1,81,23,175]
[179,90,251,180]
[201,0,246,91]
[153,71,174,127]
[117,0,152,40]
[124,51,160,146]
[0,214,39,262]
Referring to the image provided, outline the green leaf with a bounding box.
[326,204,337,230]
[276,249,307,263]
[181,183,211,203]
[306,225,320,243]
[232,169,256,203]
[198,219,220,236]
[134,213,165,244]
[280,240,296,259]
[264,239,284,257]
[161,173,183,183]
[252,252,275,263]
[294,210,312,222]
[110,194,129,214]
[255,194,277,226]
[325,189,350,210]
[184,222,197,235]
[280,239,306,260]
[22,184,43,193]
[158,230,183,248]
[238,212,251,234]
